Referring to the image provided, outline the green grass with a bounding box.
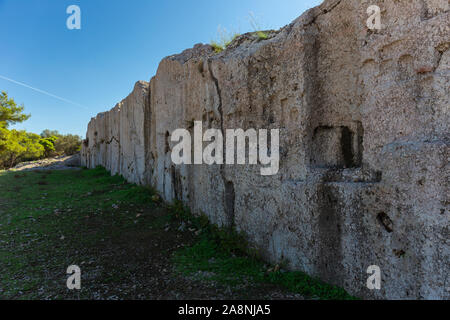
[248,12,270,42]
[211,42,226,54]
[255,31,269,40]
[210,34,240,53]
[0,167,355,300]
[0,167,162,299]
[210,27,240,53]
[169,201,356,300]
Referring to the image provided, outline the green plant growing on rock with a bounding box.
[248,11,269,41]
[255,31,268,40]
[210,26,240,53]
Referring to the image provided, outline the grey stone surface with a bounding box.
[81,0,449,299]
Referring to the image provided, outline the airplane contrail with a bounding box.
[0,74,89,110]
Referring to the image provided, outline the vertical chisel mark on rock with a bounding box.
[224,180,235,228]
[171,166,182,200]
[143,84,152,185]
[317,183,343,284]
[208,59,235,228]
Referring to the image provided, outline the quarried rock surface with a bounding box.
[82,81,149,185]
[81,0,449,299]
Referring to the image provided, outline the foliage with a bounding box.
[56,134,81,155]
[210,12,270,54]
[0,130,44,168]
[0,167,351,299]
[248,12,269,41]
[0,126,8,153]
[0,167,355,299]
[0,91,30,128]
[0,167,158,299]
[41,129,81,156]
[210,26,240,53]
[255,31,268,40]
[0,92,42,168]
[39,136,57,158]
[0,127,80,168]
[0,92,82,168]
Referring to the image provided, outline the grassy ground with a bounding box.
[0,167,355,300]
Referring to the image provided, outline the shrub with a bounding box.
[0,92,82,168]
[41,130,81,156]
[0,91,30,128]
[255,31,268,40]
[0,130,44,168]
[210,26,240,53]
[39,136,57,158]
[248,12,269,41]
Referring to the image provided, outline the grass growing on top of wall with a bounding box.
[210,25,241,53]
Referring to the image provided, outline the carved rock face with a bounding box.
[81,0,449,299]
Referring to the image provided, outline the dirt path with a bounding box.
[10,154,81,172]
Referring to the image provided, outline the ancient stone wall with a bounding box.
[81,0,449,299]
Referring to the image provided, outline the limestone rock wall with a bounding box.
[81,0,449,299]
[81,81,149,185]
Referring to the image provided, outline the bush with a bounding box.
[0,130,44,168]
[248,12,270,41]
[210,26,240,53]
[0,91,30,127]
[41,130,82,156]
[39,136,57,158]
[0,92,81,168]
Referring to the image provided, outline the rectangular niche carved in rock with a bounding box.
[311,122,363,169]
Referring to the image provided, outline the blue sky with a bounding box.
[0,0,322,137]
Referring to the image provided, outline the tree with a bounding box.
[21,131,44,161]
[0,91,31,162]
[40,129,60,138]
[40,130,81,155]
[55,134,81,155]
[39,136,58,158]
[0,92,82,168]
[0,126,10,153]
[0,130,44,168]
[0,91,30,128]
